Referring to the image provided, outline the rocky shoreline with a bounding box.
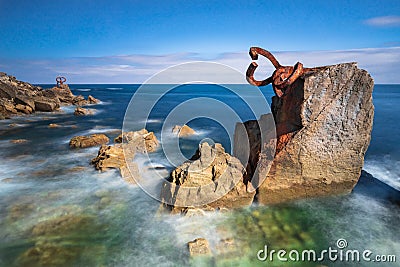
[2,63,375,214]
[0,72,100,119]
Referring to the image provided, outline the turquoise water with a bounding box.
[0,84,399,266]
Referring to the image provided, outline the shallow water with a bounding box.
[0,84,399,266]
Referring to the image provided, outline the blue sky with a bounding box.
[0,0,399,83]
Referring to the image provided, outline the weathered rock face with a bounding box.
[69,134,110,148]
[0,72,101,119]
[49,84,75,103]
[172,124,196,137]
[235,63,374,204]
[33,97,60,112]
[91,129,159,184]
[160,142,255,213]
[114,129,159,153]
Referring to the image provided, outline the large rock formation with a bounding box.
[91,129,159,184]
[160,62,374,212]
[0,72,101,119]
[160,142,255,213]
[235,62,374,204]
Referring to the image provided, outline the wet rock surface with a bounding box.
[161,142,255,213]
[188,238,211,256]
[235,62,374,204]
[92,129,159,184]
[69,134,110,148]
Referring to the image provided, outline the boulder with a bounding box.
[74,107,94,116]
[235,62,374,204]
[114,129,159,153]
[33,97,60,112]
[160,142,255,213]
[92,129,159,184]
[91,144,138,184]
[172,124,196,137]
[14,94,35,110]
[72,95,88,106]
[88,95,100,104]
[69,134,109,148]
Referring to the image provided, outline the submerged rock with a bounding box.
[172,124,196,137]
[235,62,374,204]
[48,123,61,128]
[69,134,109,148]
[16,213,107,266]
[160,142,255,213]
[188,238,211,256]
[10,139,28,144]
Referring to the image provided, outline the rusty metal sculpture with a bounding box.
[246,47,325,97]
[56,76,67,87]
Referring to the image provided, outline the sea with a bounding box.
[0,84,399,266]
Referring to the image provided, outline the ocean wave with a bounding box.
[106,87,123,90]
[75,88,91,92]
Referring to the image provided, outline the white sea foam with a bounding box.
[364,155,400,191]
[106,87,123,90]
[76,88,91,92]
[60,105,76,113]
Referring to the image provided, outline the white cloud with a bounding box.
[364,16,400,27]
[1,47,400,84]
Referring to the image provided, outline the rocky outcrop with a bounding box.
[91,129,159,184]
[69,134,109,148]
[0,72,101,119]
[172,124,196,137]
[114,129,159,153]
[160,142,255,213]
[88,95,100,104]
[74,107,95,116]
[33,97,60,112]
[235,62,374,204]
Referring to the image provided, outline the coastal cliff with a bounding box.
[161,62,374,211]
